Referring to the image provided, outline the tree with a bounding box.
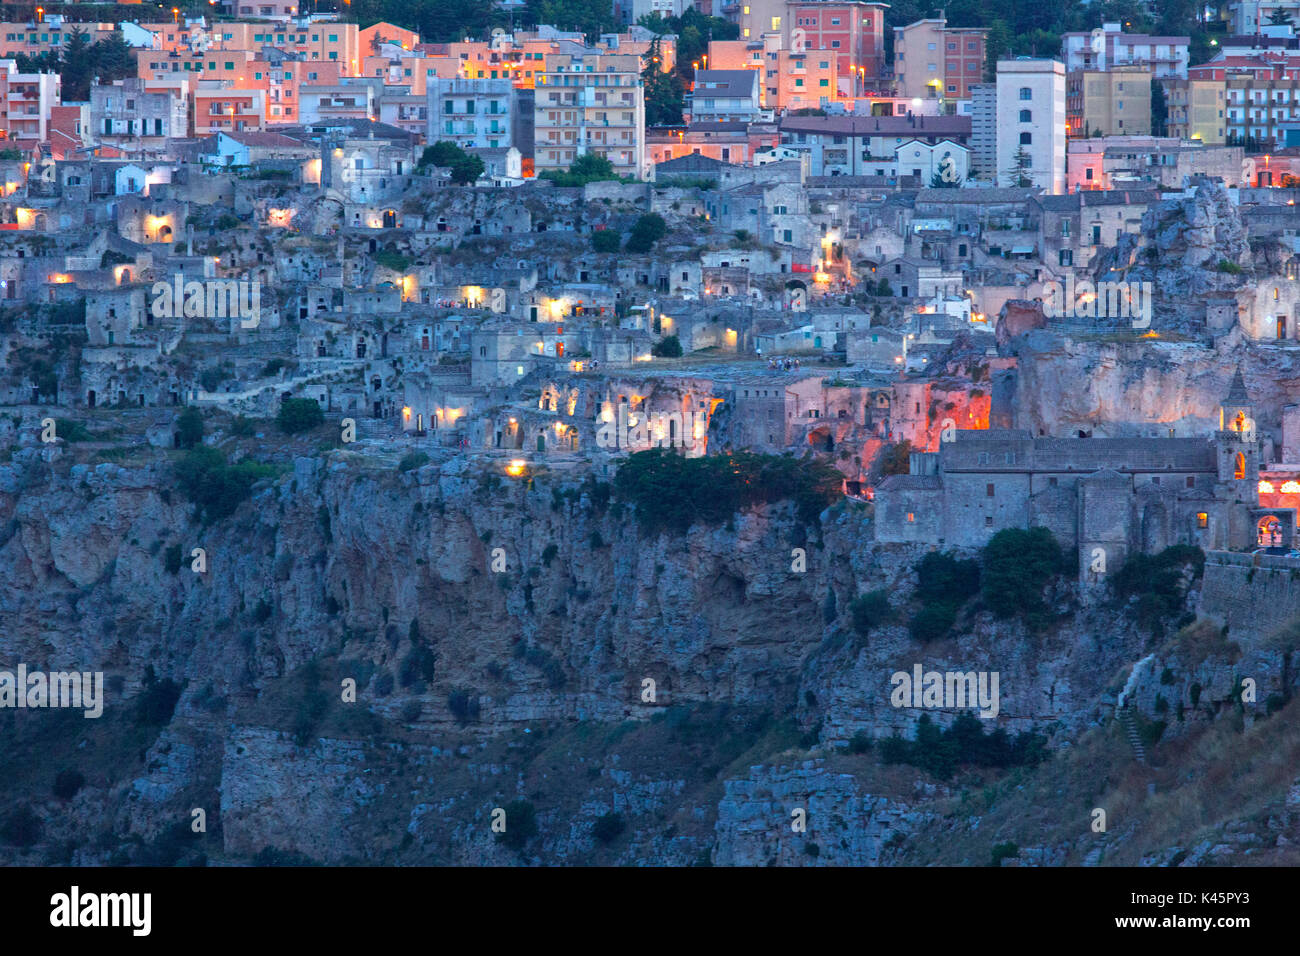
[651,334,682,357]
[1151,82,1168,137]
[1268,7,1295,25]
[642,36,686,126]
[625,213,667,253]
[591,229,621,253]
[449,154,485,185]
[176,406,204,449]
[539,153,619,187]
[1004,145,1033,188]
[277,397,324,434]
[419,140,468,169]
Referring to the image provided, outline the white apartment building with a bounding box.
[0,60,60,145]
[427,78,517,150]
[534,53,647,180]
[996,59,1066,194]
[1061,22,1189,80]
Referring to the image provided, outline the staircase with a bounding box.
[1118,707,1146,764]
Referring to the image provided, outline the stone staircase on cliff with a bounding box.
[1118,707,1146,764]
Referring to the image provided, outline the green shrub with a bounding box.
[176,407,204,449]
[53,769,85,800]
[849,590,893,636]
[1111,545,1205,636]
[135,666,182,726]
[981,527,1065,629]
[592,811,626,844]
[651,334,683,357]
[908,601,959,643]
[613,449,842,534]
[625,213,667,253]
[496,799,539,850]
[847,731,872,754]
[991,842,1020,867]
[277,397,324,434]
[398,451,430,473]
[174,446,273,523]
[591,229,621,253]
[1,805,42,848]
[879,713,1046,780]
[448,687,481,724]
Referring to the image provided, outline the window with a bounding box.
[1019,132,1032,145]
[985,516,993,527]
[906,512,915,523]
[986,483,995,497]
[1197,512,1208,529]
[1186,476,1195,488]
[1019,109,1031,122]
[1019,86,1032,100]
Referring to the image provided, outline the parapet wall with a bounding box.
[1198,550,1300,640]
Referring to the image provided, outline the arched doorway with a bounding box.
[1259,515,1282,548]
[382,210,397,228]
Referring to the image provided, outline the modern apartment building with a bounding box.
[787,1,889,83]
[1061,22,1189,80]
[996,58,1066,194]
[1163,77,1227,144]
[893,18,987,104]
[427,78,518,150]
[0,60,60,145]
[707,36,841,109]
[533,53,646,180]
[1066,68,1152,137]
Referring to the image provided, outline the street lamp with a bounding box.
[35,6,43,23]
[172,6,180,23]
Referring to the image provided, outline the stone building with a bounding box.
[874,370,1288,582]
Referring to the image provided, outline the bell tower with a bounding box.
[1216,367,1259,498]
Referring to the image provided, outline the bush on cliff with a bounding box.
[981,527,1066,630]
[277,397,324,434]
[613,448,842,534]
[174,446,273,523]
[1111,545,1205,637]
[496,799,539,850]
[907,551,980,643]
[849,590,893,637]
[879,713,1047,780]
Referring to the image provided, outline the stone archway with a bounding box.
[1259,515,1282,548]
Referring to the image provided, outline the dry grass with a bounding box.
[902,695,1300,866]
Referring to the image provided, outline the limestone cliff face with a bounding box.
[1008,331,1300,441]
[0,444,1234,864]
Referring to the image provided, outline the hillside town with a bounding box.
[4,0,1300,874]
[6,1,1300,563]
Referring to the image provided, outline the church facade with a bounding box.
[874,371,1295,582]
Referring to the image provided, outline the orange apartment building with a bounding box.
[708,35,841,110]
[0,18,117,58]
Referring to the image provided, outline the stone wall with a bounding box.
[1199,549,1300,640]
